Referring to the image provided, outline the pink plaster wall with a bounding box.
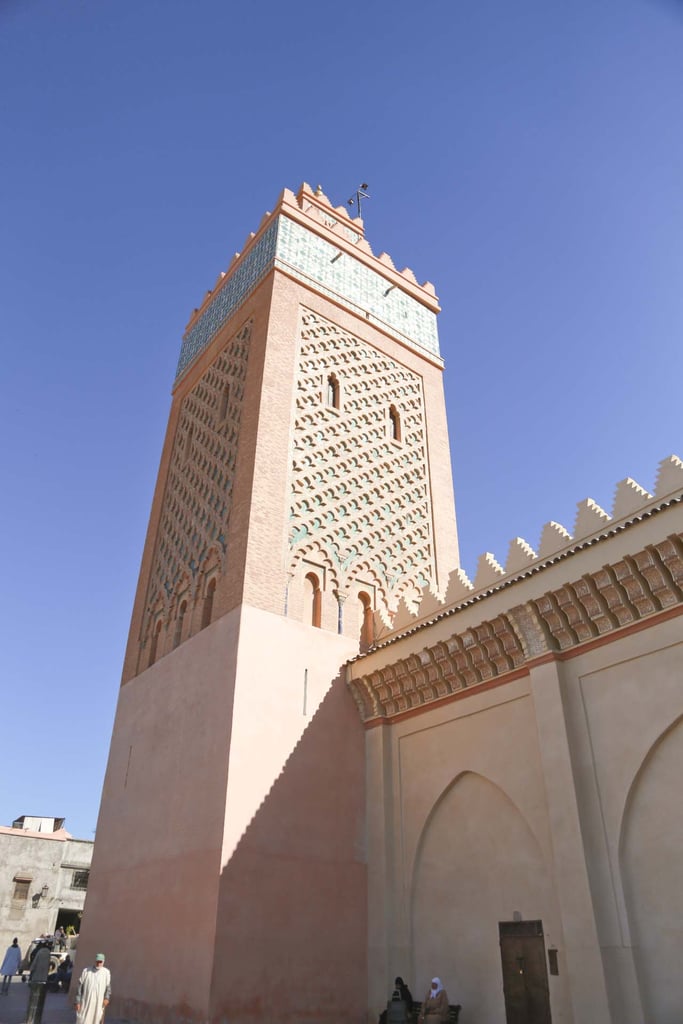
[221,605,358,863]
[210,676,367,1024]
[78,611,241,1021]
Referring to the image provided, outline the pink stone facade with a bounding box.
[82,184,683,1024]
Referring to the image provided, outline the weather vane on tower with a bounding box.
[347,183,370,219]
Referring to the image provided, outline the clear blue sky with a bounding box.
[1,0,681,839]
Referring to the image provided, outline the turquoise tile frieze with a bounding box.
[175,219,278,379]
[276,218,440,358]
[175,214,440,380]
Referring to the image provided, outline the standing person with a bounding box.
[57,927,67,951]
[75,953,111,1024]
[26,941,51,1024]
[1,937,22,994]
[418,978,450,1024]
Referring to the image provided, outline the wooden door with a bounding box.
[499,920,552,1024]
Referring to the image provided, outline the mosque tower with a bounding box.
[80,183,459,1024]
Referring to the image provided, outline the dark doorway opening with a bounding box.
[55,908,82,935]
[499,919,552,1024]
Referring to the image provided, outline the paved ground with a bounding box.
[0,981,125,1024]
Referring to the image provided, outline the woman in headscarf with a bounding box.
[418,978,449,1024]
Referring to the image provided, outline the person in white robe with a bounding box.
[75,953,111,1024]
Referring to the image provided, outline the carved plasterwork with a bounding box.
[533,537,683,651]
[349,533,683,722]
[348,614,526,720]
[288,308,436,617]
[143,320,252,643]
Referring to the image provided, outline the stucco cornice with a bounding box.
[347,524,683,724]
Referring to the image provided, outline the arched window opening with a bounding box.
[201,577,216,630]
[149,619,162,667]
[219,385,230,421]
[173,600,187,649]
[326,374,340,410]
[359,592,374,650]
[388,405,402,442]
[304,573,322,628]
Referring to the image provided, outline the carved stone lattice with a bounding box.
[533,536,683,651]
[143,320,252,636]
[288,308,436,614]
[348,613,526,719]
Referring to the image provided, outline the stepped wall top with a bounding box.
[176,183,442,382]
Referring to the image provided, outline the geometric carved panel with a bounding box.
[144,319,252,630]
[288,308,436,614]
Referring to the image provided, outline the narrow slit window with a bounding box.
[326,374,340,410]
[388,405,402,442]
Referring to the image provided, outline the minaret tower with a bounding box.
[81,184,459,1024]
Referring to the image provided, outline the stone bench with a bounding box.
[413,1002,462,1023]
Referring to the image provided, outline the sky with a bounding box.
[1,0,682,840]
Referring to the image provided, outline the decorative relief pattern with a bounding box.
[145,320,252,634]
[349,614,526,720]
[176,223,277,379]
[349,533,683,722]
[288,309,436,615]
[175,214,440,382]
[532,536,683,652]
[276,217,440,357]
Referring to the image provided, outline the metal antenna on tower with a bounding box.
[347,183,370,219]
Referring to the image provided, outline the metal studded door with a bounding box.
[499,920,552,1024]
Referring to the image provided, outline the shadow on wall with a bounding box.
[210,675,368,1024]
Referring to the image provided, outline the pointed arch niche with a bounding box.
[201,576,217,630]
[411,771,559,1024]
[304,572,322,628]
[148,619,163,667]
[388,403,402,442]
[620,716,683,1024]
[358,591,374,650]
[325,372,341,411]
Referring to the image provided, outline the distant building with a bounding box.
[0,815,93,956]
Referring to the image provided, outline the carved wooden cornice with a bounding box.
[347,533,683,723]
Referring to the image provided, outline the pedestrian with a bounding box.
[57,927,67,951]
[75,953,111,1024]
[1,937,22,994]
[26,941,51,1024]
[418,978,450,1024]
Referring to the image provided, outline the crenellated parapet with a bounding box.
[176,183,442,381]
[348,521,683,722]
[371,454,683,645]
